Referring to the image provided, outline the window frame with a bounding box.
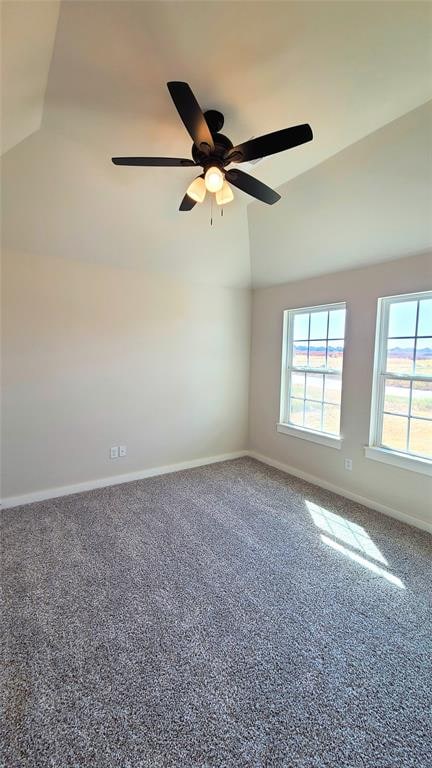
[278,301,346,449]
[366,290,432,476]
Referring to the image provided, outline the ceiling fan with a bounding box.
[112,82,313,211]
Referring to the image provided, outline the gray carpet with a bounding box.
[1,457,431,767]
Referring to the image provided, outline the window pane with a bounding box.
[415,338,432,377]
[328,341,344,371]
[411,381,432,419]
[388,300,417,338]
[381,414,408,452]
[305,372,324,401]
[308,341,327,369]
[386,339,414,375]
[289,398,304,426]
[328,309,346,339]
[293,313,310,340]
[324,374,342,404]
[304,400,322,430]
[291,371,305,398]
[409,418,432,459]
[418,299,432,336]
[293,343,308,367]
[322,403,340,435]
[310,311,328,340]
[282,303,346,441]
[384,378,410,415]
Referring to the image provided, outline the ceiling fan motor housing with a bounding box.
[192,110,234,167]
[204,109,224,133]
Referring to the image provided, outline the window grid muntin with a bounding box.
[289,396,341,436]
[371,291,432,461]
[281,302,346,437]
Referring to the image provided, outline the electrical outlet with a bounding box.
[119,445,127,457]
[110,446,119,459]
[344,458,353,471]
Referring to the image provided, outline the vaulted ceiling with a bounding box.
[1,1,60,154]
[2,1,432,286]
[250,101,432,286]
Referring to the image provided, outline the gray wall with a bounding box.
[1,249,250,498]
[249,252,432,527]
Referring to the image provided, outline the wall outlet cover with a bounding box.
[110,446,119,459]
[119,445,127,457]
[344,458,353,471]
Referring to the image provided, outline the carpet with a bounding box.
[1,457,431,767]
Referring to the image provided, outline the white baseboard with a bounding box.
[247,450,432,534]
[1,451,247,510]
[3,449,430,534]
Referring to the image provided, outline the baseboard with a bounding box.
[3,450,430,534]
[1,451,248,510]
[247,450,432,534]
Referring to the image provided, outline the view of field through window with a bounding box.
[286,305,346,435]
[283,295,432,454]
[379,296,432,459]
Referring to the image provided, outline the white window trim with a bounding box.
[278,301,346,448]
[277,422,342,449]
[367,289,432,475]
[364,446,431,477]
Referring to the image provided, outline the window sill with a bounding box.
[277,423,342,450]
[365,446,432,477]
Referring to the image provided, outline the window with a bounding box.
[366,291,432,475]
[278,302,346,448]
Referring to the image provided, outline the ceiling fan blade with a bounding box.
[225,124,313,164]
[112,157,196,166]
[167,82,214,154]
[225,169,280,205]
[179,193,197,211]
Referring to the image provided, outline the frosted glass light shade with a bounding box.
[186,176,206,203]
[216,181,234,205]
[204,166,224,193]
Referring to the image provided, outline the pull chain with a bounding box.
[210,194,213,226]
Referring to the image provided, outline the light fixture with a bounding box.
[204,166,224,193]
[216,181,234,206]
[186,176,206,203]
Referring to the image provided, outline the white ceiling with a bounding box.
[1,1,60,154]
[1,127,251,286]
[2,1,432,286]
[249,101,432,286]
